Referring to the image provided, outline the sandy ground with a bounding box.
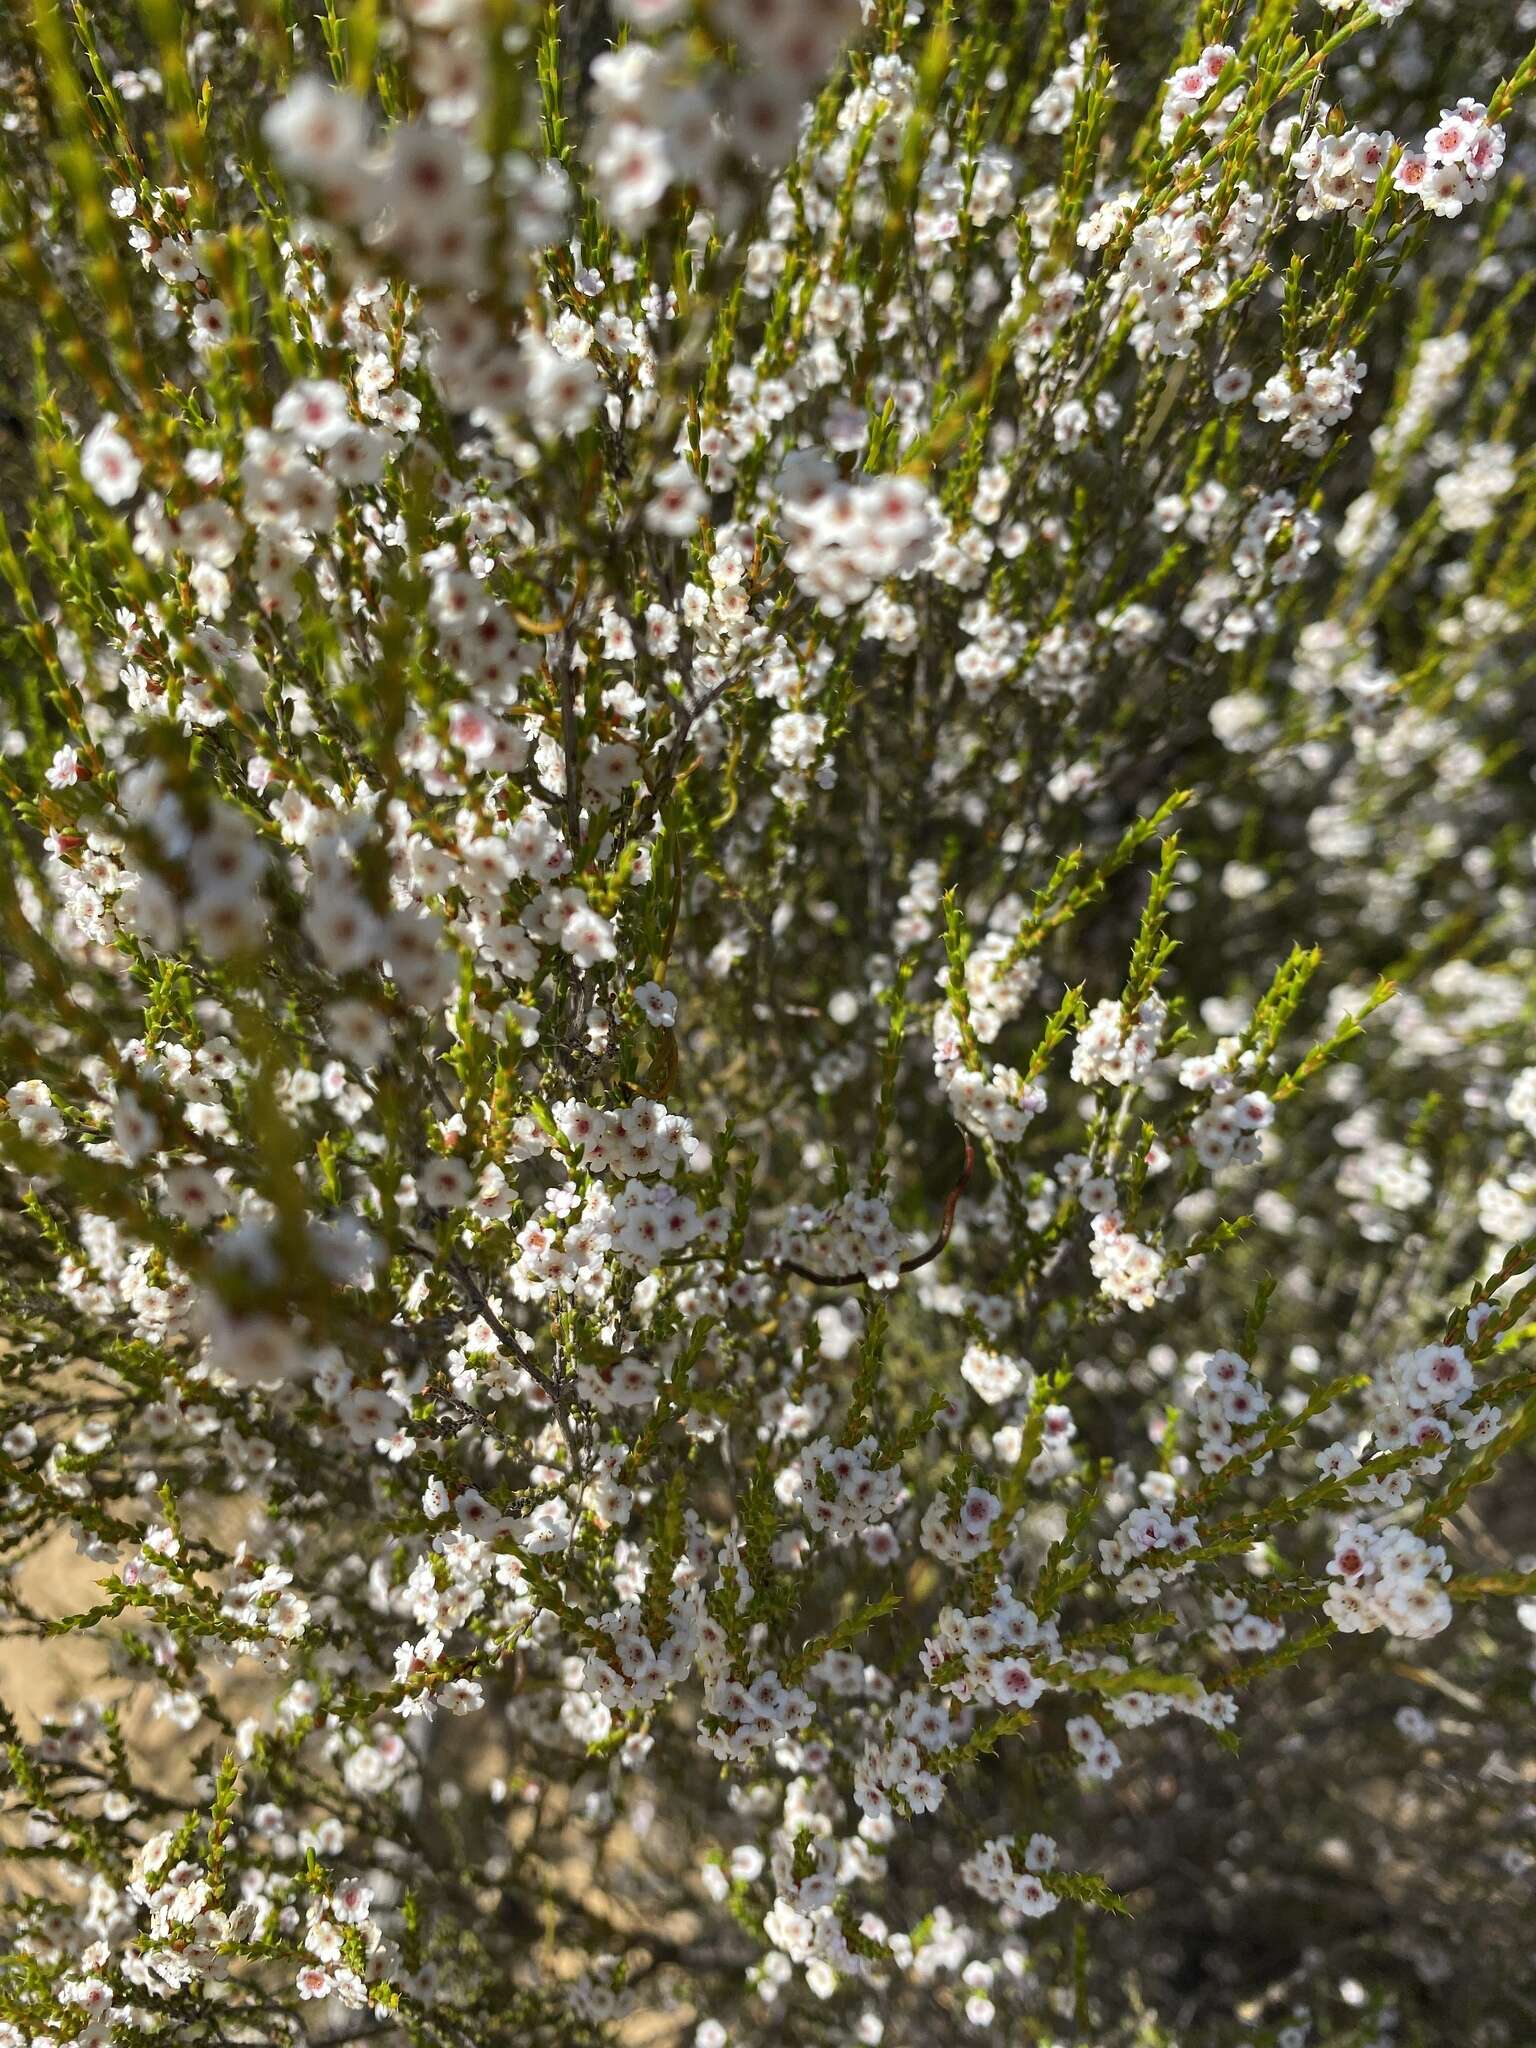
[3,1530,703,2044]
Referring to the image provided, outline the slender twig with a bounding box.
[778,1133,976,1287]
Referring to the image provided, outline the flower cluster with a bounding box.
[1325,1521,1454,1638]
[773,1192,907,1287]
[959,1834,1062,1919]
[1188,1347,1272,1475]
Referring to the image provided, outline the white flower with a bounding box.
[635,981,677,1027]
[81,416,142,504]
[273,380,354,450]
[644,459,708,537]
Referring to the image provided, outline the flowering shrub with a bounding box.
[2,2,1536,2046]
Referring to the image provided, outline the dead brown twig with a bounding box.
[777,1132,976,1288]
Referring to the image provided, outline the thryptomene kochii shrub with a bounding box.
[1,3,1535,2046]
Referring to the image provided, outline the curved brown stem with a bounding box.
[778,1133,976,1288]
